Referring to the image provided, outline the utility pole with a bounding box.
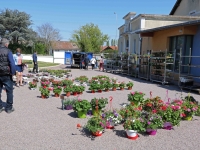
[114,12,118,49]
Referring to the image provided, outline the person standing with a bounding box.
[32,51,38,73]
[84,54,89,70]
[0,38,16,114]
[90,56,96,70]
[13,48,23,86]
[99,56,104,71]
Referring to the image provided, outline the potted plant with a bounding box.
[128,91,145,106]
[89,83,98,93]
[63,86,72,97]
[77,85,85,94]
[126,81,134,90]
[96,84,104,93]
[102,110,122,129]
[144,113,163,135]
[73,99,91,118]
[41,81,50,87]
[143,97,164,113]
[52,80,63,86]
[119,105,142,120]
[62,79,73,87]
[85,116,106,136]
[53,86,62,97]
[112,83,118,91]
[103,81,112,92]
[123,118,146,139]
[39,86,50,99]
[119,82,126,90]
[90,97,108,116]
[29,82,37,90]
[71,85,79,96]
[63,98,76,110]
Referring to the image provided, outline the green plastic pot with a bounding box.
[77,111,87,118]
[92,109,101,116]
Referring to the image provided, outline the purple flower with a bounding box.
[148,121,151,125]
[114,113,118,117]
[102,114,105,118]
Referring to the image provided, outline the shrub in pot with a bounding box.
[90,97,108,116]
[73,99,91,118]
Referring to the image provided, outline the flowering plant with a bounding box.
[63,86,72,93]
[73,99,91,112]
[112,83,118,88]
[90,97,108,110]
[103,81,112,90]
[181,99,198,117]
[119,105,142,120]
[53,86,62,94]
[29,82,37,88]
[52,80,63,86]
[41,81,50,87]
[62,79,73,86]
[128,91,145,106]
[119,82,126,88]
[102,110,122,125]
[85,116,106,133]
[143,97,164,113]
[123,118,146,133]
[89,82,99,91]
[126,81,134,88]
[39,86,50,96]
[144,113,163,130]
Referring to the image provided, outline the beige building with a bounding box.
[118,12,200,55]
[170,0,200,16]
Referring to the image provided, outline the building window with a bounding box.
[133,39,136,54]
[169,35,193,73]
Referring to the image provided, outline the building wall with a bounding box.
[152,26,198,51]
[130,18,141,31]
[174,0,200,16]
[145,20,184,29]
[141,37,152,54]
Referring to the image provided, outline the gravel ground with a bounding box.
[0,65,199,150]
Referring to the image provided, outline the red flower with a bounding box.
[161,105,167,111]
[77,124,81,128]
[43,86,46,88]
[152,109,157,113]
[146,103,152,107]
[158,100,163,103]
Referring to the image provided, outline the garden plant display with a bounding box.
[128,91,145,106]
[39,86,50,98]
[90,97,108,116]
[126,81,134,90]
[29,82,37,89]
[119,82,126,90]
[73,99,91,118]
[63,98,77,110]
[102,110,122,128]
[41,81,50,87]
[53,86,62,96]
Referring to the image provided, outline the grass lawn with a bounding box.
[23,60,60,68]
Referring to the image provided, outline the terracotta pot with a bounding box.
[54,93,60,97]
[91,90,95,93]
[104,89,109,92]
[98,90,102,93]
[92,131,103,136]
[128,87,132,90]
[73,92,78,96]
[66,92,71,97]
[120,87,124,90]
[41,94,46,99]
[78,92,83,95]
[112,87,116,91]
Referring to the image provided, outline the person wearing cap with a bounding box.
[0,38,16,114]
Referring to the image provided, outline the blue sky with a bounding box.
[1,0,176,41]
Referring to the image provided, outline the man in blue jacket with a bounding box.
[32,51,38,73]
[0,38,16,114]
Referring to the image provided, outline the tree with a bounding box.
[37,23,62,54]
[111,39,114,46]
[106,41,109,46]
[0,8,33,43]
[70,23,109,53]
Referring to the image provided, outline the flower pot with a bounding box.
[73,92,78,96]
[77,111,87,118]
[104,89,109,92]
[120,87,124,90]
[54,93,60,97]
[183,116,193,121]
[112,87,116,91]
[106,124,114,129]
[91,90,95,93]
[126,130,138,140]
[65,105,73,110]
[66,92,71,97]
[92,109,101,116]
[78,92,83,95]
[146,129,157,135]
[163,122,173,130]
[41,94,46,99]
[127,87,132,90]
[92,131,103,136]
[98,90,102,93]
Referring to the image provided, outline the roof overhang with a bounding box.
[169,0,182,15]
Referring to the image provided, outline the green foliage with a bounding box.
[29,82,37,88]
[119,82,126,88]
[73,99,91,112]
[63,98,77,106]
[85,116,106,133]
[90,97,108,110]
[103,81,112,89]
[63,86,72,93]
[70,23,109,53]
[123,119,146,132]
[144,114,163,130]
[126,81,134,87]
[53,86,62,94]
[62,79,73,86]
[39,87,50,96]
[35,42,46,54]
[128,91,145,106]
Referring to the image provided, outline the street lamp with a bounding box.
[114,12,118,48]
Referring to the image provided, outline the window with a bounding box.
[169,35,193,73]
[133,39,136,54]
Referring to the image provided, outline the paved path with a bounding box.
[0,65,199,150]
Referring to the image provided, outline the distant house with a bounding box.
[100,46,118,52]
[50,41,80,64]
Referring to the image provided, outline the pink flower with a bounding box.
[187,108,191,112]
[131,92,135,95]
[139,92,143,94]
[192,108,197,111]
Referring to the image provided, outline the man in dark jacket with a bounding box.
[0,38,16,114]
[84,54,89,70]
[32,51,38,73]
